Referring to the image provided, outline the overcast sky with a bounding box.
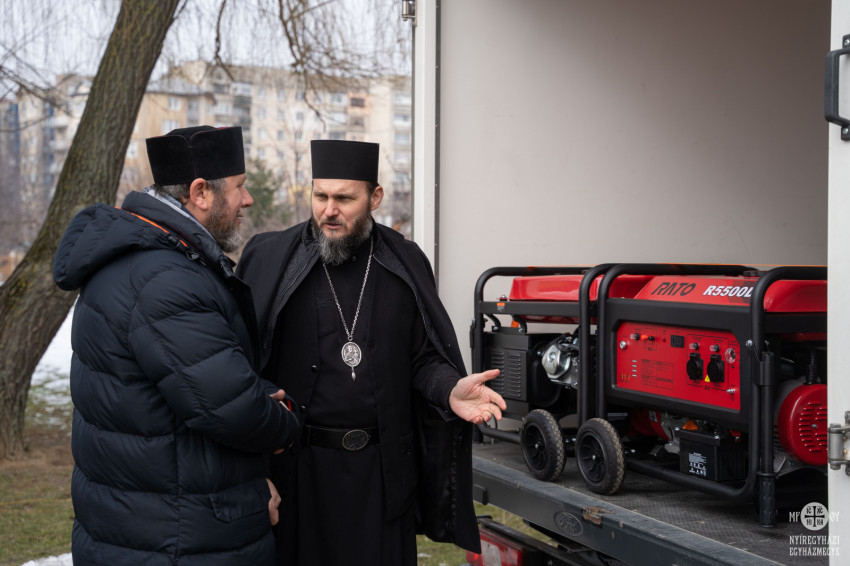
[0,0,410,96]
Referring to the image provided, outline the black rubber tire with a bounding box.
[576,418,625,495]
[520,409,566,481]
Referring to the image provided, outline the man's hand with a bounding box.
[448,369,506,424]
[266,478,281,526]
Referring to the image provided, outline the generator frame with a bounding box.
[470,263,827,527]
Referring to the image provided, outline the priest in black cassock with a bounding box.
[236,139,506,565]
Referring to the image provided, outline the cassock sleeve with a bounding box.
[410,314,461,413]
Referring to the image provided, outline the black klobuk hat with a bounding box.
[146,126,245,185]
[311,140,379,183]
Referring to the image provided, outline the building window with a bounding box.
[395,152,410,166]
[296,91,305,102]
[168,97,181,111]
[394,113,411,125]
[258,128,267,140]
[213,83,228,94]
[295,131,303,141]
[215,102,230,115]
[258,148,266,159]
[126,141,138,159]
[330,92,346,105]
[277,130,285,141]
[350,97,365,108]
[296,111,304,122]
[161,120,179,133]
[257,87,266,99]
[329,111,347,125]
[329,131,345,140]
[257,107,266,119]
[394,132,410,146]
[394,172,409,185]
[162,119,179,134]
[394,92,412,105]
[351,117,365,128]
[233,82,252,96]
[277,89,286,100]
[277,109,285,121]
[277,150,285,160]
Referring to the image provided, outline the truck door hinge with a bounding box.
[401,1,415,25]
[828,412,850,475]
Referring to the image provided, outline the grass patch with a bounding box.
[0,379,74,566]
[3,377,545,566]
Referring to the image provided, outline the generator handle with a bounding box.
[577,263,617,425]
[748,265,828,362]
[472,266,588,373]
[595,264,752,419]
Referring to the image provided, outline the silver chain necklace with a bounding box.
[321,237,373,380]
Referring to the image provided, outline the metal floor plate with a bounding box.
[473,441,830,566]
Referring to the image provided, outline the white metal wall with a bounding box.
[413,0,830,364]
[828,1,850,562]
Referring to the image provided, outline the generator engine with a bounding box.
[540,333,580,389]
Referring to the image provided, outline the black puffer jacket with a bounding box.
[53,190,298,566]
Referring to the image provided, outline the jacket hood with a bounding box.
[54,191,234,291]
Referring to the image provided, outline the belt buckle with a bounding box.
[342,429,370,451]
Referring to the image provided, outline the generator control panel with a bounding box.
[614,321,741,411]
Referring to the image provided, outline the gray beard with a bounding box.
[311,215,373,266]
[207,194,243,253]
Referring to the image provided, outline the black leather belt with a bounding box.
[302,424,379,451]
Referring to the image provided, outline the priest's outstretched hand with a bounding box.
[449,369,507,424]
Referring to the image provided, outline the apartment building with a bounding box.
[4,61,414,254]
[171,61,413,232]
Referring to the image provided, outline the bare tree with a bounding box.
[0,0,181,459]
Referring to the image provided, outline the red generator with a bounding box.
[471,264,827,526]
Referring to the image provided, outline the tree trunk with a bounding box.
[0,0,180,460]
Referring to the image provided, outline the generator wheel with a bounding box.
[576,418,625,495]
[520,409,566,481]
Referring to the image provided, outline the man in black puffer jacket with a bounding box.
[53,126,298,566]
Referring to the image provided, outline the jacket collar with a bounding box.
[122,190,236,276]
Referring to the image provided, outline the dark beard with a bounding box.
[311,214,373,266]
[206,194,243,253]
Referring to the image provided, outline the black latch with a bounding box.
[825,34,850,141]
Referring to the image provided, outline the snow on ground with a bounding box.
[19,554,73,566]
[32,305,74,389]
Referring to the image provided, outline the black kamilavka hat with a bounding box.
[146,126,245,185]
[311,140,379,183]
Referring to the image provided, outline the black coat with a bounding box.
[53,191,299,565]
[237,221,481,552]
